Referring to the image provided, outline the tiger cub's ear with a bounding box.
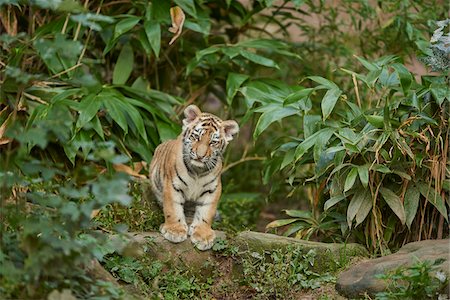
[223,120,239,142]
[183,105,202,127]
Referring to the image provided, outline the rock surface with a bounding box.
[336,239,450,298]
[122,230,367,273]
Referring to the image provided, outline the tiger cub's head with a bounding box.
[182,105,239,170]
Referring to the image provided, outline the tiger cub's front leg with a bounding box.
[160,181,188,243]
[189,181,221,250]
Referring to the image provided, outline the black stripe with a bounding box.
[172,183,187,200]
[199,187,216,198]
[176,167,188,186]
[202,175,218,188]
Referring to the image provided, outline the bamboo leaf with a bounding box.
[404,184,420,228]
[321,88,342,120]
[417,182,448,221]
[266,218,299,229]
[357,164,369,188]
[380,187,406,225]
[226,73,249,105]
[113,43,134,85]
[144,20,161,58]
[355,191,372,225]
[344,167,358,192]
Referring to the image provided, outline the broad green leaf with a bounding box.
[91,115,104,140]
[380,187,406,225]
[174,0,197,18]
[357,164,369,188]
[144,20,161,58]
[104,16,141,54]
[237,39,287,49]
[324,195,345,211]
[253,106,298,138]
[114,16,140,39]
[101,94,128,133]
[371,164,391,174]
[295,128,335,161]
[284,88,314,106]
[266,218,299,229]
[283,222,307,237]
[284,210,312,219]
[404,184,420,229]
[76,94,101,129]
[113,43,134,85]
[392,63,412,95]
[303,114,321,139]
[347,189,366,227]
[239,50,279,68]
[365,115,384,128]
[355,191,372,225]
[417,182,448,221]
[430,83,449,106]
[355,55,379,71]
[321,88,342,120]
[313,127,335,162]
[344,167,358,192]
[308,76,340,90]
[226,73,249,105]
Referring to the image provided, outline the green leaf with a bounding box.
[365,115,384,128]
[266,218,299,229]
[101,93,128,133]
[76,94,101,129]
[313,127,335,162]
[392,63,412,95]
[324,195,345,211]
[355,191,372,226]
[104,16,141,54]
[113,43,134,85]
[357,165,369,188]
[226,73,249,105]
[308,76,340,90]
[284,210,312,219]
[416,182,448,221]
[404,184,420,229]
[114,16,141,39]
[239,50,279,68]
[380,187,406,225]
[321,88,342,120]
[344,167,358,192]
[294,128,335,161]
[347,189,366,228]
[174,0,197,18]
[144,20,161,58]
[284,88,314,106]
[253,106,298,138]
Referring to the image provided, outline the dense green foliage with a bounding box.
[1,0,449,298]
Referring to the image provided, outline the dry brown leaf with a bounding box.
[113,163,147,179]
[168,6,185,45]
[0,111,13,145]
[90,209,100,219]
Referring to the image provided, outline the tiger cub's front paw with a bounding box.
[190,225,216,251]
[160,223,188,243]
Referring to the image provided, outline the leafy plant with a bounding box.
[240,246,336,298]
[375,259,449,299]
[256,30,449,252]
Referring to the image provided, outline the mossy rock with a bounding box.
[234,231,368,273]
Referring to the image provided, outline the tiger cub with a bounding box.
[149,105,239,250]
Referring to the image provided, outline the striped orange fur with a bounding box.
[149,105,239,250]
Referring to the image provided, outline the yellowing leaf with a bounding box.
[113,163,147,179]
[169,6,185,45]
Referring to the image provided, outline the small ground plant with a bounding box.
[375,259,449,300]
